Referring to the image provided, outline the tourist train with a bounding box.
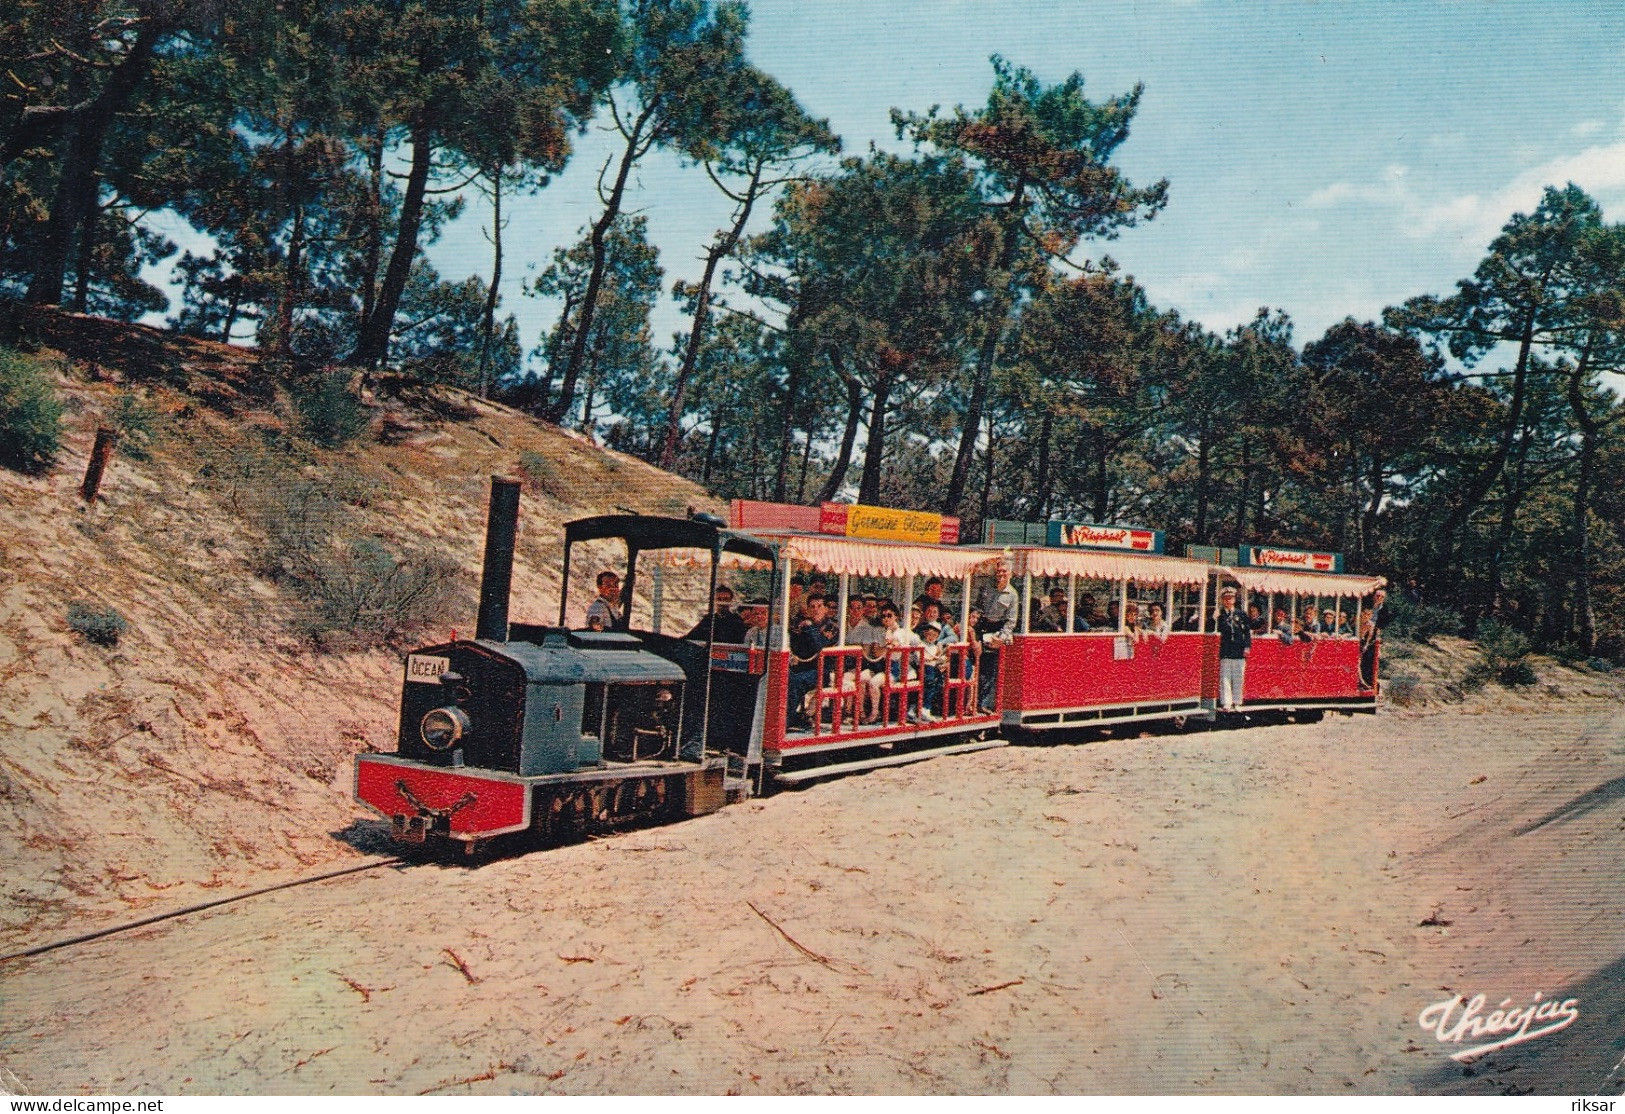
[354,479,1386,851]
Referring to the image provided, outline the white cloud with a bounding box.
[1414,141,1625,244]
[1573,119,1605,138]
[1306,181,1357,208]
[1301,141,1625,252]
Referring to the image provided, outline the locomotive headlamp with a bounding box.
[420,706,471,750]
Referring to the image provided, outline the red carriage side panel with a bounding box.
[1002,633,1206,716]
[1241,637,1369,704]
[1200,633,1220,705]
[762,650,789,750]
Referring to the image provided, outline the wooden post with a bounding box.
[80,427,118,503]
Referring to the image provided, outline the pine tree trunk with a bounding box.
[358,127,386,334]
[661,166,761,467]
[477,167,503,397]
[818,360,863,503]
[272,139,307,359]
[1193,422,1212,541]
[1032,406,1052,519]
[773,349,804,502]
[548,106,653,424]
[351,116,434,369]
[1566,343,1600,651]
[1432,312,1537,583]
[946,301,1006,514]
[25,29,157,307]
[978,407,996,539]
[70,177,98,312]
[857,369,893,505]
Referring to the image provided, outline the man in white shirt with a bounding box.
[585,570,622,629]
[974,562,1019,710]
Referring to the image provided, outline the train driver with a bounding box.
[585,570,622,629]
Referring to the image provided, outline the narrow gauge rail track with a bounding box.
[0,857,403,966]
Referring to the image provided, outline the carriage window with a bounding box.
[1172,585,1202,631]
[1073,578,1114,631]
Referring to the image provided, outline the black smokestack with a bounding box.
[475,476,521,642]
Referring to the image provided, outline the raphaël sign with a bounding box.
[1046,520,1164,554]
[1239,545,1344,573]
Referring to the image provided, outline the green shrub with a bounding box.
[1385,671,1422,706]
[294,537,466,645]
[0,347,64,474]
[1385,593,1463,641]
[1548,641,1589,667]
[1467,618,1536,690]
[517,449,562,497]
[291,371,369,448]
[67,602,127,646]
[1497,659,1538,687]
[107,391,163,461]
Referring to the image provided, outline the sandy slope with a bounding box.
[2,693,1622,1096]
[0,321,714,943]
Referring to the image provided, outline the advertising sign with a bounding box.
[1239,545,1344,573]
[1046,520,1164,553]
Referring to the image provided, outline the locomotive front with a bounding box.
[355,479,757,850]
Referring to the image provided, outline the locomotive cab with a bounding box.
[355,479,780,849]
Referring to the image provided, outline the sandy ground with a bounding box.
[2,696,1623,1096]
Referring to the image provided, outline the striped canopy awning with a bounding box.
[1220,565,1386,597]
[760,533,1001,579]
[1010,546,1210,586]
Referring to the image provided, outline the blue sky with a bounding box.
[159,1,1625,366]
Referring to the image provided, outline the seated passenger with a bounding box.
[1077,593,1103,629]
[919,622,946,719]
[1107,600,1121,630]
[1323,608,1350,636]
[1035,587,1068,632]
[1300,605,1324,635]
[685,584,748,643]
[960,608,983,713]
[787,594,838,730]
[1248,603,1267,633]
[742,599,771,649]
[1144,603,1170,641]
[1123,602,1144,641]
[1272,606,1291,637]
[872,604,924,723]
[857,615,891,724]
[916,599,951,641]
[914,577,947,615]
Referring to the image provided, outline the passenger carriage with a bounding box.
[990,536,1214,733]
[1206,545,1386,717]
[742,528,1007,782]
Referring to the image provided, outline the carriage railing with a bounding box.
[808,642,983,736]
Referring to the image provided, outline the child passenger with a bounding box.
[919,622,945,722]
